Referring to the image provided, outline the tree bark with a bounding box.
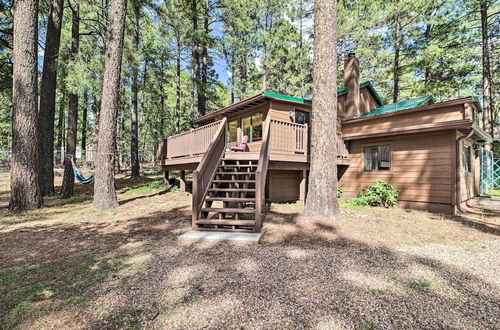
[190,0,201,117]
[10,0,43,211]
[60,2,80,199]
[175,38,181,134]
[93,0,127,210]
[393,10,401,103]
[304,0,338,218]
[56,86,65,153]
[81,90,88,151]
[481,0,493,145]
[130,4,140,177]
[199,0,209,116]
[38,0,64,196]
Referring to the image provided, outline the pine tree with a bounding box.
[304,0,339,217]
[93,0,127,210]
[60,1,80,199]
[39,0,64,196]
[10,0,43,211]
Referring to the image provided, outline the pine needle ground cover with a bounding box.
[0,170,498,329]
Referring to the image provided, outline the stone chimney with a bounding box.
[344,53,360,118]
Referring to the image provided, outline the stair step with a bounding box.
[216,172,255,175]
[206,197,255,202]
[196,219,255,226]
[201,208,255,213]
[220,165,257,168]
[212,180,255,183]
[208,188,255,192]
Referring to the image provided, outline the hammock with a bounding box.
[70,158,95,184]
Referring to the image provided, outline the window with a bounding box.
[228,120,238,143]
[464,145,472,172]
[364,145,391,171]
[241,112,262,142]
[295,109,309,125]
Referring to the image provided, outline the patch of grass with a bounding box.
[2,210,59,222]
[406,278,431,293]
[489,189,500,199]
[124,180,165,195]
[339,200,366,210]
[0,254,123,328]
[50,195,92,207]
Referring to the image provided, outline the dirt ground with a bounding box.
[0,169,499,329]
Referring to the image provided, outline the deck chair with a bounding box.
[230,135,250,152]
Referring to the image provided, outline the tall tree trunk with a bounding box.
[304,0,338,218]
[393,11,401,103]
[191,0,201,117]
[93,97,101,146]
[39,0,64,196]
[130,5,140,177]
[199,0,209,116]
[481,0,493,144]
[93,0,127,210]
[56,86,66,152]
[10,0,43,211]
[60,3,80,199]
[175,39,181,134]
[81,90,88,151]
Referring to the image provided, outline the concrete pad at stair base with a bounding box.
[178,230,264,244]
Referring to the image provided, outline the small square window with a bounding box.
[364,145,391,171]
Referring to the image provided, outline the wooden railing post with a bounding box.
[255,116,271,233]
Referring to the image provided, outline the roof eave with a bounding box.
[343,97,475,124]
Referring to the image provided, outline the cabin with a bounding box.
[154,54,492,233]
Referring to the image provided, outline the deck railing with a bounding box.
[192,118,227,226]
[167,120,221,158]
[270,120,308,154]
[155,118,349,164]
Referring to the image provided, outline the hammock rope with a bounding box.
[69,158,95,184]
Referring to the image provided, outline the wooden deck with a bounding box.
[154,118,350,169]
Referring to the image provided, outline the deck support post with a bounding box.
[164,170,170,188]
[180,170,186,193]
[299,170,307,203]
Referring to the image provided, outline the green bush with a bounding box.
[352,180,398,207]
[337,187,343,198]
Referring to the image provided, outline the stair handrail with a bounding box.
[255,116,271,232]
[192,117,228,227]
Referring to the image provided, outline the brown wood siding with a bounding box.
[339,131,455,210]
[359,87,380,115]
[268,170,300,202]
[269,100,342,132]
[269,100,311,123]
[342,104,465,136]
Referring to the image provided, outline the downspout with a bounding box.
[455,128,474,213]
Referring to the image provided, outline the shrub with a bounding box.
[352,180,398,207]
[337,187,343,198]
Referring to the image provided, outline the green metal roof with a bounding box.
[263,92,312,104]
[359,95,435,119]
[264,81,384,106]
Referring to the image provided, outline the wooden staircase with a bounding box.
[195,157,259,232]
[192,117,270,233]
